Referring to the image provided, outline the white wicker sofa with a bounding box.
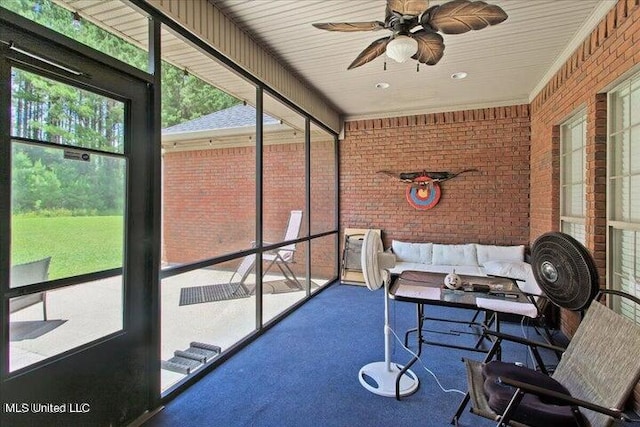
[388,240,542,319]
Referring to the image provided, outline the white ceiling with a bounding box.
[54,0,616,123]
[212,0,615,120]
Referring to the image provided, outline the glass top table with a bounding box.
[388,270,524,400]
[390,270,524,307]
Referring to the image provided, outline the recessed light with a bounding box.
[451,72,468,80]
[375,82,390,89]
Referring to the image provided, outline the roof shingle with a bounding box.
[162,104,279,134]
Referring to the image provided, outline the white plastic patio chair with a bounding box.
[262,210,303,289]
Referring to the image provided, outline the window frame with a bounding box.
[559,110,587,244]
[607,71,640,321]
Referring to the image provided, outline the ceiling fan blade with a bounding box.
[386,0,430,18]
[423,0,507,35]
[411,30,444,65]
[312,22,385,32]
[347,37,390,70]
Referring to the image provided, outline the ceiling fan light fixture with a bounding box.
[312,0,508,70]
[385,35,418,63]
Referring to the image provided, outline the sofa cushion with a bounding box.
[484,261,541,295]
[388,262,427,275]
[476,244,525,266]
[432,244,477,266]
[424,265,485,276]
[391,240,432,264]
[389,262,484,276]
[483,260,528,281]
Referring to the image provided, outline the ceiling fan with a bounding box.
[312,0,508,70]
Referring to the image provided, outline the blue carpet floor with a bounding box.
[146,283,562,427]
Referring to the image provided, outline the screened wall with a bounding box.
[1,0,340,407]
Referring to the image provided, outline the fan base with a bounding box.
[358,361,419,397]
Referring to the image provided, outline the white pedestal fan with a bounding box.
[358,230,419,397]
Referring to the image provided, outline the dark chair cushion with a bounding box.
[482,361,582,427]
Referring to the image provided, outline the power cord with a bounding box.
[388,324,465,396]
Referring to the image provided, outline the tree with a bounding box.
[4,0,240,215]
[12,151,62,212]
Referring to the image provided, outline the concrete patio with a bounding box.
[10,267,331,392]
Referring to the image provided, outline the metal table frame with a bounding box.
[389,270,523,400]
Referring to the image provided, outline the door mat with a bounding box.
[179,282,251,306]
[179,280,316,306]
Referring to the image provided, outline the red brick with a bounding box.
[163,140,336,276]
[341,105,530,247]
[530,5,640,410]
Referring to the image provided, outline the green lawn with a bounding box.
[12,216,124,280]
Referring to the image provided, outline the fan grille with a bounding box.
[531,232,599,311]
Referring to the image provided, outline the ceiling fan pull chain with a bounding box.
[416,63,419,72]
[384,61,387,71]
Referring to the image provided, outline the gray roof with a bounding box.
[162,104,280,134]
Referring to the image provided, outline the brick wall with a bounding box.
[340,106,531,248]
[530,0,640,335]
[529,0,640,410]
[163,146,256,263]
[162,140,336,276]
